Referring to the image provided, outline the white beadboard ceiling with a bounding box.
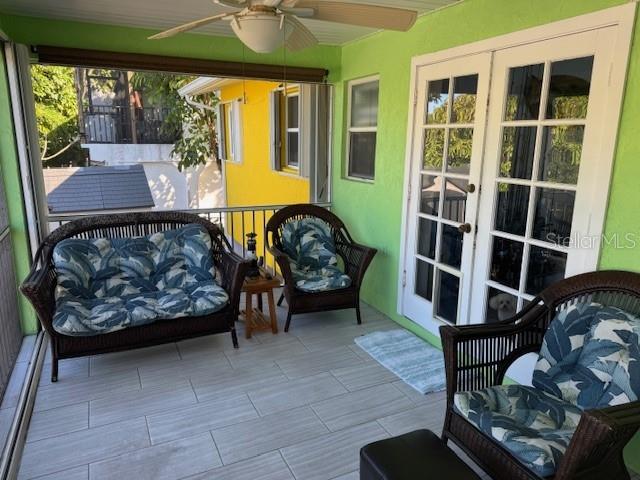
[0,0,460,45]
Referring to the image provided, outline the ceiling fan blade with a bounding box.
[148,14,230,39]
[213,0,247,7]
[258,0,284,6]
[285,15,318,51]
[290,1,417,31]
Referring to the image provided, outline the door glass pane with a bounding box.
[486,287,517,323]
[423,129,445,170]
[426,79,449,124]
[348,132,376,178]
[546,56,594,120]
[499,127,536,179]
[287,95,299,128]
[526,246,567,295]
[490,237,523,289]
[538,126,584,184]
[532,188,575,245]
[447,128,473,174]
[440,224,463,269]
[417,217,437,259]
[415,260,434,301]
[442,178,468,223]
[351,81,379,127]
[420,175,440,215]
[494,183,530,236]
[451,74,478,123]
[504,63,544,121]
[436,269,459,323]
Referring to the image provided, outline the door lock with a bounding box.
[458,223,472,234]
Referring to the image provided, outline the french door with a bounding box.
[402,27,618,331]
[470,28,615,325]
[402,54,490,326]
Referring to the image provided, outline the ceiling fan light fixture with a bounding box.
[230,13,293,53]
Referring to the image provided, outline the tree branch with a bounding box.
[42,136,80,162]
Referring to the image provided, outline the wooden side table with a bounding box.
[241,274,281,339]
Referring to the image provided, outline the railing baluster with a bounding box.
[230,212,235,255]
[262,210,267,270]
[241,211,246,258]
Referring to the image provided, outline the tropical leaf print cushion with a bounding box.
[533,302,640,409]
[281,218,338,269]
[454,302,640,477]
[280,218,351,292]
[454,384,582,477]
[52,224,228,336]
[290,264,351,293]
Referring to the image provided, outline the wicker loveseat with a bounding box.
[266,204,377,332]
[21,212,250,382]
[441,271,640,480]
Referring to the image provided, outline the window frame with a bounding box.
[270,84,302,175]
[217,97,243,165]
[345,75,380,182]
[284,91,301,170]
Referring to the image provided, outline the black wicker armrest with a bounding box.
[440,302,549,401]
[218,250,251,314]
[553,401,640,480]
[20,244,57,334]
[335,240,377,288]
[267,245,294,291]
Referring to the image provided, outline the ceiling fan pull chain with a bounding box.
[242,44,247,104]
[282,17,288,98]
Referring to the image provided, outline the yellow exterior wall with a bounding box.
[220,80,309,262]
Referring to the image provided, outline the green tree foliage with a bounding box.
[31,65,83,166]
[130,72,219,171]
[424,86,587,188]
[423,93,475,171]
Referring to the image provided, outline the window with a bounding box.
[346,77,379,180]
[270,85,301,172]
[285,93,300,169]
[217,99,242,163]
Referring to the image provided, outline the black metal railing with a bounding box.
[47,203,332,277]
[82,106,179,144]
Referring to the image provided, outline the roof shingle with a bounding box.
[44,165,155,214]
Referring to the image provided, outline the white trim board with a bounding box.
[397,3,637,321]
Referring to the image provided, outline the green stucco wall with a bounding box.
[0,48,35,333]
[330,0,640,469]
[333,0,636,340]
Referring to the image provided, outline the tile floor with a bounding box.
[17,300,638,480]
[17,301,462,480]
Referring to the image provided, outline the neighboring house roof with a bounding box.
[44,165,155,214]
[178,77,241,97]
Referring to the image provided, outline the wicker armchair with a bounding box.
[265,204,377,331]
[440,271,640,480]
[21,211,250,382]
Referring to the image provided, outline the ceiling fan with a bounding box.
[148,0,418,53]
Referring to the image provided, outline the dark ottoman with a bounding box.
[360,429,481,480]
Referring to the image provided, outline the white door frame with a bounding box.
[398,3,636,334]
[402,54,491,329]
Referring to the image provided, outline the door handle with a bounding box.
[458,223,472,234]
